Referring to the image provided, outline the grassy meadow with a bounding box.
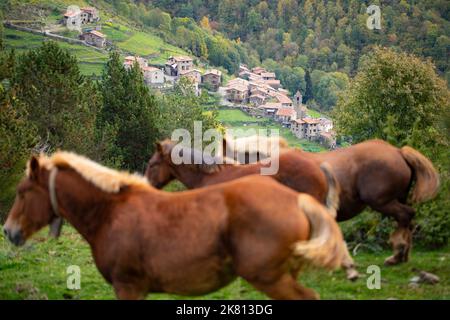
[0,107,448,300]
[2,0,191,73]
[216,108,326,152]
[0,226,448,300]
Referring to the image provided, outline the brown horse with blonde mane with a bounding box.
[145,140,359,280]
[4,152,347,300]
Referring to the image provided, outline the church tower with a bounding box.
[294,90,305,119]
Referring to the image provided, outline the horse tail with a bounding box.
[400,146,440,204]
[292,194,346,270]
[319,162,340,218]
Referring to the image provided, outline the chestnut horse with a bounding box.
[219,138,440,266]
[4,152,347,300]
[146,140,337,213]
[145,140,359,280]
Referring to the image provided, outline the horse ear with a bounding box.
[155,142,163,153]
[29,156,40,181]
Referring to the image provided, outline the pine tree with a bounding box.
[12,41,100,154]
[98,52,159,171]
[0,56,37,217]
[304,69,314,103]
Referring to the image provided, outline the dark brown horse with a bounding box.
[4,152,347,300]
[145,140,360,280]
[299,139,440,265]
[221,138,440,266]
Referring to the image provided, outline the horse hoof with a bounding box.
[384,256,401,266]
[346,269,360,281]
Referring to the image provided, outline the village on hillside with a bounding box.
[221,65,336,148]
[61,6,334,149]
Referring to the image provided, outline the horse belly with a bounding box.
[157,255,236,296]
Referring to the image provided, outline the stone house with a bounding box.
[318,132,337,149]
[249,94,266,106]
[123,56,148,70]
[202,69,222,91]
[275,93,293,108]
[226,84,249,104]
[261,72,276,81]
[252,66,266,75]
[275,108,297,126]
[143,67,164,86]
[290,118,321,141]
[264,79,281,89]
[63,10,81,27]
[80,30,106,48]
[180,69,202,84]
[318,117,333,132]
[165,56,193,76]
[259,102,282,117]
[80,7,99,23]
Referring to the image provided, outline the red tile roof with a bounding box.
[88,30,106,38]
[276,108,296,117]
[303,118,320,124]
[64,11,79,18]
[275,93,293,104]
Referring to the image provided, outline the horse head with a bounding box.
[3,156,60,246]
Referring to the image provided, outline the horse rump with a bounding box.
[400,146,440,203]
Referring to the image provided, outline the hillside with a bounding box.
[146,0,450,111]
[1,0,194,75]
[0,0,247,78]
[2,0,449,111]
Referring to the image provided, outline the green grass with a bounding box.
[217,109,267,123]
[3,2,190,73]
[307,108,324,118]
[4,28,107,75]
[216,108,326,152]
[0,226,448,300]
[114,30,188,62]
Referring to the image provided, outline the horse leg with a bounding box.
[113,282,146,300]
[250,273,319,300]
[342,242,359,281]
[371,200,415,266]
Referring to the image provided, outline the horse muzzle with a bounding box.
[3,226,25,246]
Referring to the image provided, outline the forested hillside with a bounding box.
[2,0,448,111]
[141,0,449,110]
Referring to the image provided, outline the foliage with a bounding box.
[97,51,159,172]
[156,77,220,144]
[0,81,37,221]
[334,47,450,247]
[12,41,100,155]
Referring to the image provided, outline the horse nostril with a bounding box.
[3,227,8,237]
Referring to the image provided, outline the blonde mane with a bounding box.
[27,151,150,193]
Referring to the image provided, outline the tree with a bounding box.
[199,16,211,30]
[97,52,159,171]
[0,46,36,218]
[334,47,449,144]
[334,47,450,247]
[12,41,100,155]
[304,69,314,103]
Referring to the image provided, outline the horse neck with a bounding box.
[51,168,113,245]
[168,162,208,188]
[169,160,259,188]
